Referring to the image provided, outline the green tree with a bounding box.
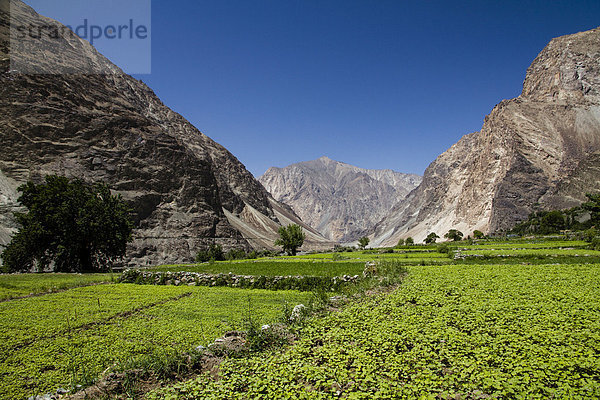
[396,238,405,247]
[358,236,370,250]
[424,232,439,244]
[473,230,484,239]
[540,211,566,233]
[196,244,225,262]
[1,175,132,273]
[444,229,464,242]
[275,224,305,256]
[583,193,600,226]
[405,237,414,246]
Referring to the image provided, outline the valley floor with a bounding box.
[1,238,599,399]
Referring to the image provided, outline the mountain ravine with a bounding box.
[370,27,600,246]
[0,0,332,266]
[259,157,421,242]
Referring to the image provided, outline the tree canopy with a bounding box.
[275,224,305,256]
[444,229,464,242]
[358,236,370,250]
[1,175,133,273]
[424,232,439,244]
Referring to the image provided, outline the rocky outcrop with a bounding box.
[371,27,600,246]
[0,0,331,266]
[259,156,421,242]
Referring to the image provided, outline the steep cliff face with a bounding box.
[0,0,331,266]
[371,27,600,246]
[259,157,421,242]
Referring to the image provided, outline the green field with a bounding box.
[0,273,114,301]
[0,284,309,400]
[149,261,366,276]
[150,263,600,399]
[4,238,600,399]
[461,248,600,257]
[455,240,589,250]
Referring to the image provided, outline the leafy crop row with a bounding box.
[149,261,366,277]
[0,273,114,301]
[461,248,600,257]
[150,263,600,399]
[0,285,309,399]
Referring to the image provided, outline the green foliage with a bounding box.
[583,192,600,226]
[150,261,366,277]
[424,232,439,244]
[472,230,484,239]
[224,248,257,261]
[0,273,113,301]
[149,263,600,399]
[0,284,309,399]
[436,243,450,254]
[274,224,305,256]
[195,244,225,262]
[357,236,370,250]
[444,229,463,241]
[396,238,404,247]
[1,175,132,273]
[404,237,414,245]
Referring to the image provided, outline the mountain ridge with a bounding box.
[260,156,421,242]
[0,0,332,266]
[370,27,600,246]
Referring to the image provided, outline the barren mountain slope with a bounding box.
[0,1,331,266]
[260,156,421,242]
[371,27,600,246]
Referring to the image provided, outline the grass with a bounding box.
[0,273,114,301]
[0,284,310,400]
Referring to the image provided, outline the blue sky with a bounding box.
[27,0,600,177]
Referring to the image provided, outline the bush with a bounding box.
[437,243,450,254]
[195,244,225,262]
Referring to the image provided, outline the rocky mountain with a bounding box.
[371,27,600,246]
[259,156,421,242]
[0,0,331,266]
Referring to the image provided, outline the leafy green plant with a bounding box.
[1,175,132,273]
[275,224,306,256]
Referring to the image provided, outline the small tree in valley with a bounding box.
[358,236,370,250]
[275,224,305,256]
[473,230,485,239]
[444,229,464,242]
[424,232,439,244]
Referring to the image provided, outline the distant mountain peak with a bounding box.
[259,159,421,242]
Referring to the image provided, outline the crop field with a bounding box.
[149,261,366,276]
[0,273,114,301]
[460,248,600,257]
[3,238,599,399]
[0,284,309,400]
[455,240,589,250]
[150,262,600,399]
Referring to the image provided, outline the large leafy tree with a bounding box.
[1,175,133,273]
[444,229,464,242]
[275,224,305,256]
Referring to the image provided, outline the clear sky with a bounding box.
[27,0,600,177]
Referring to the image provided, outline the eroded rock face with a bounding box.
[371,27,600,246]
[259,156,421,242]
[0,1,330,266]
